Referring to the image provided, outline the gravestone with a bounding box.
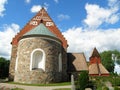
[71,74,75,90]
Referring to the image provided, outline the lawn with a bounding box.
[7,82,71,86]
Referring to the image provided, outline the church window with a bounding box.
[30,49,45,71]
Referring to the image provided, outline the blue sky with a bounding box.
[0,0,120,73]
[1,0,119,31]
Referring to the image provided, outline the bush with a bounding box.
[102,86,109,90]
[114,86,120,90]
[76,71,89,90]
[110,76,120,86]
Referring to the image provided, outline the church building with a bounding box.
[9,8,88,84]
[9,8,108,84]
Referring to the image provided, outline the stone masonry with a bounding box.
[14,36,68,84]
[9,45,17,81]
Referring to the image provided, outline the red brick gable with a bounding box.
[11,8,67,48]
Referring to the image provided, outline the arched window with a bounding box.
[58,53,62,72]
[30,49,45,71]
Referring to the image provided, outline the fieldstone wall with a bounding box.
[62,48,68,81]
[14,36,67,84]
[9,45,17,81]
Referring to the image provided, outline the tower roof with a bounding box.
[24,23,57,38]
[89,47,109,76]
[11,8,67,48]
[90,47,100,58]
[89,63,109,76]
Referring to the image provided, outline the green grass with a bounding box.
[53,88,71,90]
[7,82,71,86]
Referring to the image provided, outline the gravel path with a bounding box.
[0,83,71,90]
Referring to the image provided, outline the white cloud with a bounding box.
[63,27,120,61]
[57,14,70,21]
[83,0,120,29]
[30,3,48,13]
[31,5,42,13]
[0,0,7,17]
[25,0,31,3]
[0,23,20,59]
[54,0,59,3]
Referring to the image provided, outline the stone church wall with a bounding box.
[61,48,68,81]
[9,45,18,81]
[14,36,67,84]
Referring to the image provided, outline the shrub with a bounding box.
[110,76,120,86]
[114,86,120,90]
[102,86,109,90]
[76,71,89,90]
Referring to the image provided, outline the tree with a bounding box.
[0,57,10,78]
[100,50,120,73]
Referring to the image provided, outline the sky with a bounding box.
[0,0,120,73]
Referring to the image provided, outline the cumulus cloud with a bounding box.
[83,0,120,29]
[62,0,120,73]
[0,0,7,17]
[25,0,31,3]
[30,3,49,13]
[57,14,70,21]
[0,23,20,59]
[63,27,120,60]
[31,5,42,13]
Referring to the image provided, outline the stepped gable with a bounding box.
[89,48,109,76]
[11,7,67,48]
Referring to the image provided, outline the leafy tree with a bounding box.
[100,50,120,73]
[0,57,10,78]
